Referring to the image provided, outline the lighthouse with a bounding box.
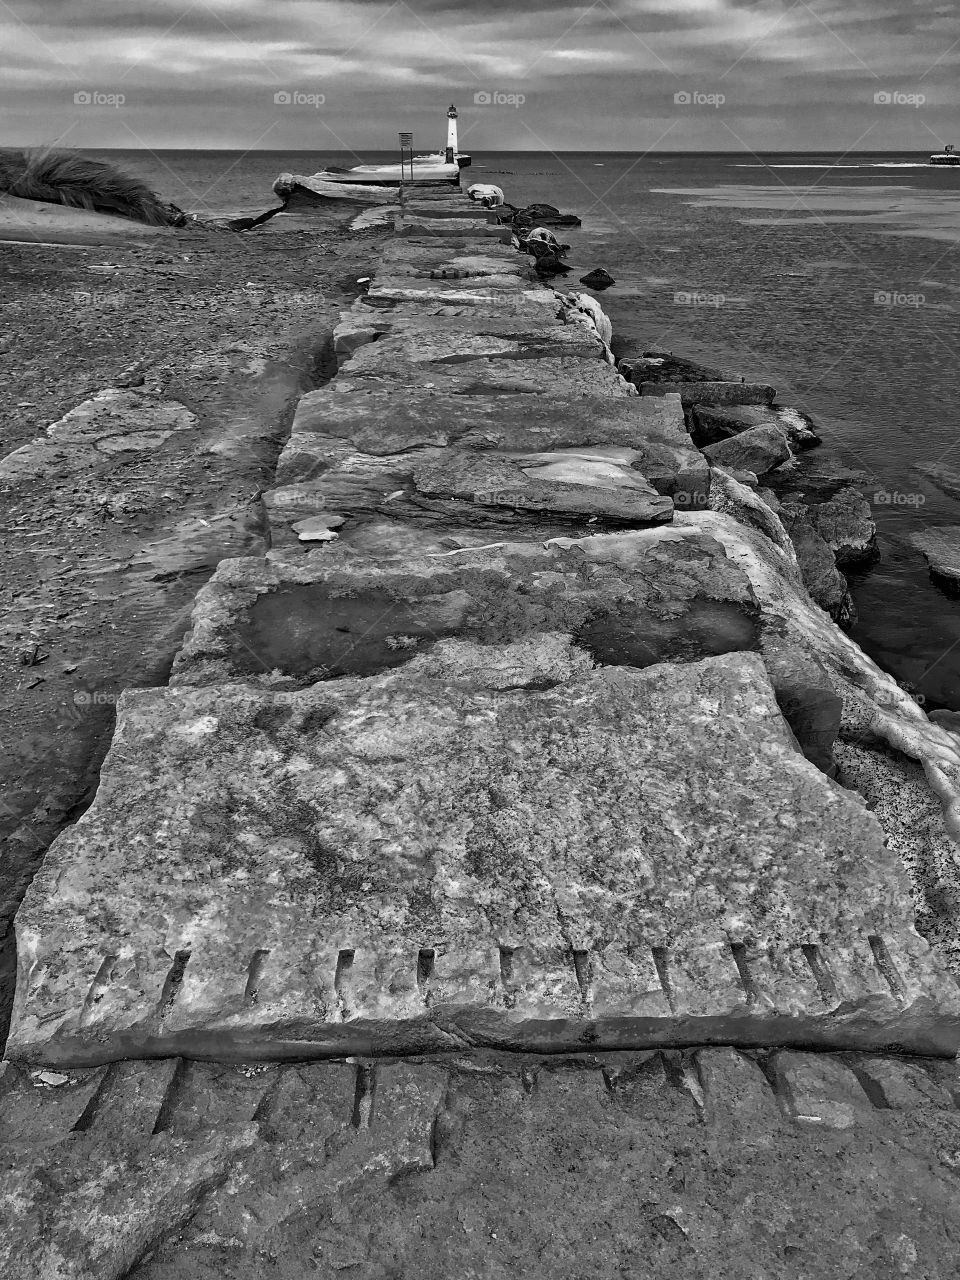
[445,104,458,164]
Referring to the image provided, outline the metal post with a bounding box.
[399,132,413,191]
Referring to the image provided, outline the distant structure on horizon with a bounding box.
[930,142,959,166]
[445,104,458,165]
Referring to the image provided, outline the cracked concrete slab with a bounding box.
[266,389,707,534]
[169,531,760,688]
[8,643,959,1065]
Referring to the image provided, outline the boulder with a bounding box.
[411,449,674,525]
[761,637,843,775]
[691,404,821,453]
[702,423,792,476]
[911,527,960,594]
[774,405,823,452]
[624,351,739,385]
[579,268,615,289]
[779,501,856,624]
[807,487,879,567]
[640,380,777,407]
[766,459,877,506]
[171,529,758,688]
[533,253,572,277]
[708,467,794,557]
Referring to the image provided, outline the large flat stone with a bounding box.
[374,294,564,324]
[0,390,198,484]
[8,643,959,1065]
[273,389,707,516]
[702,422,792,476]
[641,381,777,406]
[367,275,545,305]
[392,218,511,241]
[170,531,759,687]
[410,449,673,523]
[333,354,636,397]
[262,391,705,541]
[339,327,605,371]
[378,242,527,278]
[912,526,960,593]
[333,313,600,363]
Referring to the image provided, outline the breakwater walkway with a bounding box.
[5,188,960,1277]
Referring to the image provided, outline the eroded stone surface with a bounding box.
[170,532,759,687]
[9,643,959,1064]
[0,389,198,484]
[411,448,673,523]
[702,422,792,476]
[912,526,960,592]
[779,501,856,623]
[334,352,635,397]
[808,487,878,567]
[641,381,777,406]
[271,388,708,526]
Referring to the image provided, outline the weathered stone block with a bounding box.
[412,448,674,524]
[773,1052,872,1128]
[850,1055,957,1110]
[808,487,878,567]
[911,526,960,594]
[169,530,759,687]
[640,380,777,406]
[9,644,959,1065]
[702,423,792,476]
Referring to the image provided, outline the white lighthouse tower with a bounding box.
[445,104,458,164]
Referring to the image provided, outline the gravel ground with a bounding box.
[0,208,389,1047]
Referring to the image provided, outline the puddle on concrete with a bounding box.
[578,599,760,667]
[236,584,471,679]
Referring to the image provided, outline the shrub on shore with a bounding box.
[0,147,185,226]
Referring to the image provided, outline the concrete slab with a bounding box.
[410,449,673,523]
[170,530,758,688]
[336,326,604,369]
[367,273,543,305]
[332,310,584,364]
[8,644,958,1066]
[393,217,510,240]
[333,354,635,397]
[399,204,496,221]
[372,295,564,324]
[275,388,707,510]
[379,241,522,272]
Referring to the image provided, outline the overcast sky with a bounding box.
[2,0,958,152]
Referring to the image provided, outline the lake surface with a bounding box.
[91,148,960,707]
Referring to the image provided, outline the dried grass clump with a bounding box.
[0,147,183,226]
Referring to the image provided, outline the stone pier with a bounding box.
[5,187,960,1277]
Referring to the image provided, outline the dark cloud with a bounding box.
[2,0,958,149]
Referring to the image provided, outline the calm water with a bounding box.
[91,148,960,707]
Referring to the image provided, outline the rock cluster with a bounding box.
[619,348,876,624]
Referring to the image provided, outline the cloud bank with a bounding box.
[2,0,958,150]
